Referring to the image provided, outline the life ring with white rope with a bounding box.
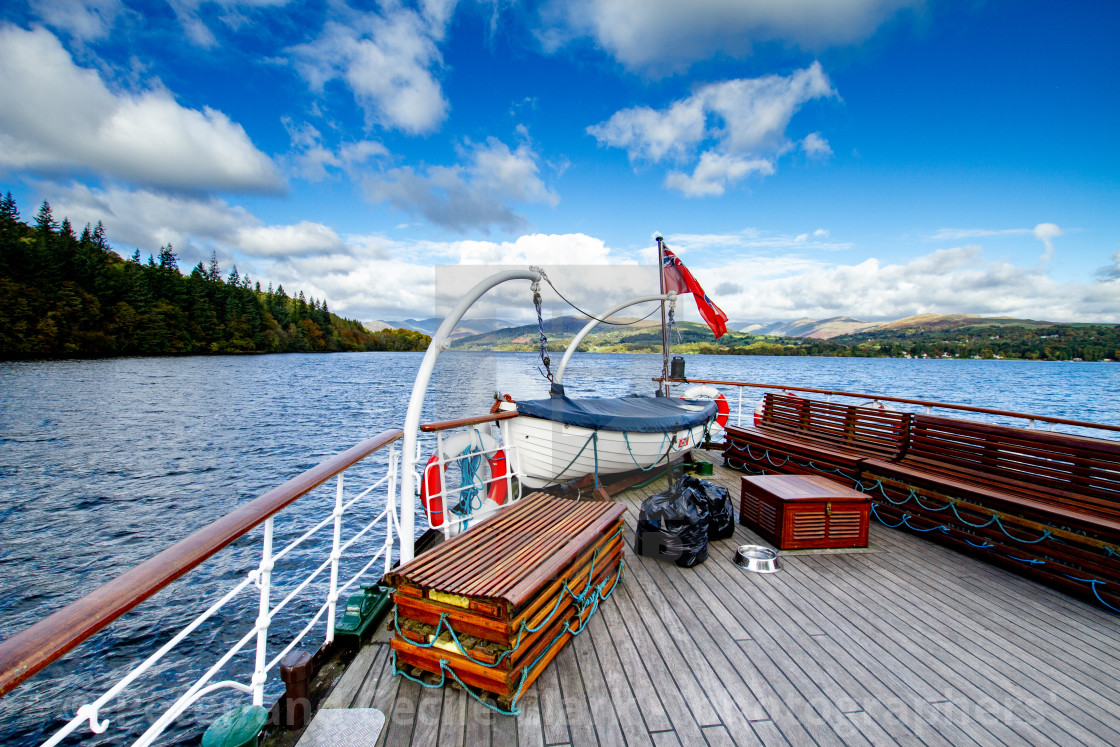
[420,430,508,531]
[681,384,730,431]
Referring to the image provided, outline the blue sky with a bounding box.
[1,0,1118,325]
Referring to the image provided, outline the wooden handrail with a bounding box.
[420,410,518,432]
[662,377,1120,435]
[0,429,403,698]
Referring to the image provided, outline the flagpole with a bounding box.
[657,234,670,394]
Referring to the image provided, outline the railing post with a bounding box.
[435,431,449,539]
[325,473,344,645]
[385,445,398,576]
[251,517,274,706]
[737,387,743,427]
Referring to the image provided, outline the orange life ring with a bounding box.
[419,432,508,529]
[682,385,729,430]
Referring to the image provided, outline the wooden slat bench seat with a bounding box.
[724,393,911,479]
[857,415,1120,609]
[720,397,1120,611]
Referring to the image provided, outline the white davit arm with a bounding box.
[398,268,543,564]
[553,293,676,387]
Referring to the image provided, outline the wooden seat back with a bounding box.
[759,393,911,460]
[905,414,1120,518]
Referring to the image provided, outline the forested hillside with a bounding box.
[0,193,429,359]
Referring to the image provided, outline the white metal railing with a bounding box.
[37,443,401,747]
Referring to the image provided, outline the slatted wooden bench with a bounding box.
[860,414,1120,608]
[724,393,911,479]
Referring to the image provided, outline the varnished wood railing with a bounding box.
[419,410,518,432]
[661,377,1120,435]
[0,429,403,698]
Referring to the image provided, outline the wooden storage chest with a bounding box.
[740,474,869,550]
[381,493,626,708]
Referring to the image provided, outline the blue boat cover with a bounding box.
[516,394,717,433]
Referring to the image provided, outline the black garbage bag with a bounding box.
[634,476,712,568]
[692,477,735,541]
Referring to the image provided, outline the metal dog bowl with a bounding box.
[734,545,779,573]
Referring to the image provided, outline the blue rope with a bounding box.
[855,479,891,500]
[991,515,1052,544]
[964,538,995,549]
[911,492,952,512]
[870,503,906,528]
[1062,575,1120,614]
[901,515,949,533]
[1000,553,1046,566]
[948,501,997,529]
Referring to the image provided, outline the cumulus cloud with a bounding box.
[1096,251,1120,282]
[542,0,918,72]
[361,137,558,233]
[1033,222,1061,264]
[589,63,837,196]
[284,120,390,182]
[289,3,453,134]
[0,25,282,192]
[664,237,1120,324]
[50,183,342,264]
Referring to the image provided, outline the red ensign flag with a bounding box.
[660,247,728,338]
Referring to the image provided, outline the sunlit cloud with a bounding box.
[542,0,919,73]
[0,25,282,193]
[589,63,837,196]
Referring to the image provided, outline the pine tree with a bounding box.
[35,201,57,234]
[158,244,178,271]
[207,250,221,283]
[1,191,19,222]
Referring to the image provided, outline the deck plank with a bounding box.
[341,450,1120,746]
[584,606,654,746]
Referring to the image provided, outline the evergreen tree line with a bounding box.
[0,193,430,359]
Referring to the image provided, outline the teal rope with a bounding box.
[870,503,905,528]
[901,514,949,533]
[623,431,670,472]
[948,501,997,528]
[991,515,1052,544]
[394,560,627,717]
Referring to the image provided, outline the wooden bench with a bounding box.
[859,415,1120,608]
[724,393,911,479]
[863,414,1120,536]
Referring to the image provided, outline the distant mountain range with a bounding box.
[737,313,1054,339]
[363,317,515,340]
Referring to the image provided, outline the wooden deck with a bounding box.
[316,451,1120,746]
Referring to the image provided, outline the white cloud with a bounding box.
[543,0,919,72]
[289,4,453,135]
[284,120,390,182]
[236,221,345,256]
[166,0,292,48]
[0,26,282,192]
[589,63,836,196]
[50,183,342,264]
[929,223,1064,265]
[31,0,123,41]
[361,137,558,233]
[1033,222,1061,264]
[802,132,832,158]
[664,152,773,197]
[675,243,1120,324]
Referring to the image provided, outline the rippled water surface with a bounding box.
[1,352,1118,745]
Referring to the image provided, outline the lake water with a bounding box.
[1,352,1118,745]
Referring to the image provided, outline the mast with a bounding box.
[657,234,670,393]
